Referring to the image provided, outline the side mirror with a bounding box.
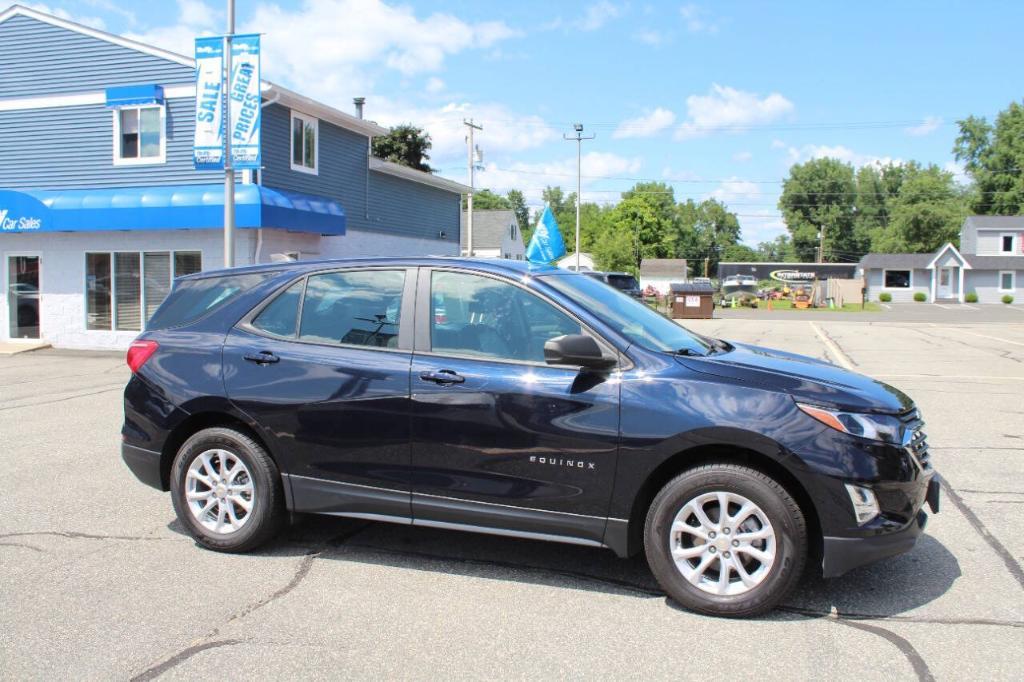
[544,334,617,370]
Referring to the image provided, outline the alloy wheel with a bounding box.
[185,449,255,534]
[669,491,777,596]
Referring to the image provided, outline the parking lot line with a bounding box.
[950,328,1024,347]
[808,321,855,370]
[933,304,956,310]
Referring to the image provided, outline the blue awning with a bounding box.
[105,85,165,108]
[0,185,345,235]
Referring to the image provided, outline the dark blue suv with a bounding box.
[122,258,939,617]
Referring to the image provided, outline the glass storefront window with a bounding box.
[85,250,202,331]
[86,253,112,331]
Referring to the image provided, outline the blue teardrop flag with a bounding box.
[525,206,567,264]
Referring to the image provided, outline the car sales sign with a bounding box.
[193,35,261,170]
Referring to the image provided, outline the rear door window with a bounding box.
[298,270,406,348]
[607,274,638,290]
[251,280,304,337]
[147,273,269,330]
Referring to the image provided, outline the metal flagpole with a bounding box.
[564,123,594,271]
[223,0,235,267]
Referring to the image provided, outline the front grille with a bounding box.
[899,408,931,471]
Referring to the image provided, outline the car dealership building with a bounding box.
[0,6,466,350]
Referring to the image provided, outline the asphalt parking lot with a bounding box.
[1,312,1022,680]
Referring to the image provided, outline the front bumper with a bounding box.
[821,476,940,578]
[122,442,165,491]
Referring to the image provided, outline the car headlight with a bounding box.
[796,403,902,443]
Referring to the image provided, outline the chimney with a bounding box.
[353,97,365,119]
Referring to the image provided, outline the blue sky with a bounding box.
[30,0,1024,245]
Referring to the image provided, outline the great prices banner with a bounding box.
[193,35,261,170]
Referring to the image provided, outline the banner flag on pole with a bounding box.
[193,37,224,169]
[228,34,261,169]
[525,206,567,264]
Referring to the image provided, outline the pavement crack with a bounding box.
[0,541,45,553]
[941,479,1024,590]
[0,530,168,542]
[0,385,124,411]
[829,615,934,682]
[129,640,243,682]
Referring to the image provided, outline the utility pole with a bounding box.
[817,225,825,263]
[463,118,482,257]
[222,0,235,267]
[564,123,594,271]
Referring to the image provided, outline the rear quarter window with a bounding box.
[147,273,270,330]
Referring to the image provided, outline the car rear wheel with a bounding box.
[170,427,285,552]
[644,463,806,617]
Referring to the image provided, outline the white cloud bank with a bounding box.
[905,116,942,137]
[612,107,677,139]
[675,84,794,140]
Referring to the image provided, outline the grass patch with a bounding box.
[758,299,880,313]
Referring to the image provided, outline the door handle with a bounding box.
[420,369,465,385]
[244,351,280,365]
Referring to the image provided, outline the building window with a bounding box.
[999,271,1015,292]
[1001,234,1016,254]
[85,251,202,332]
[290,110,318,174]
[883,269,911,289]
[509,224,517,240]
[113,106,165,164]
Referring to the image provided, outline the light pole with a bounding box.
[463,118,482,256]
[564,123,594,271]
[222,0,235,267]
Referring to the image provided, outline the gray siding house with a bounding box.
[460,210,525,260]
[0,5,467,349]
[859,216,1023,304]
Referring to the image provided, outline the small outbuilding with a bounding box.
[640,258,689,295]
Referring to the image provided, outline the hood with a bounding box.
[677,342,913,414]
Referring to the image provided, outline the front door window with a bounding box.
[7,255,40,339]
[938,268,954,298]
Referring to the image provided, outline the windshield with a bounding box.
[541,273,712,355]
[607,274,639,290]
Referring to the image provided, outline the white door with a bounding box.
[938,267,953,299]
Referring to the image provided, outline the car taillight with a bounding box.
[127,340,159,373]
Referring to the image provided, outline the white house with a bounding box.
[556,252,595,271]
[640,258,689,295]
[461,210,525,259]
[859,216,1023,304]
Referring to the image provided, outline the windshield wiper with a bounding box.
[708,338,733,354]
[675,347,708,357]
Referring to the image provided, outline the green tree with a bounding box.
[692,198,742,274]
[371,124,432,172]
[463,189,510,210]
[506,190,530,235]
[756,234,796,261]
[954,100,1024,214]
[722,244,758,262]
[874,164,965,252]
[779,158,859,262]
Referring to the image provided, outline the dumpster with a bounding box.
[670,282,715,319]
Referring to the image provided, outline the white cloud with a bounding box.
[674,84,794,140]
[579,1,623,31]
[944,160,970,185]
[708,177,761,205]
[425,77,445,94]
[126,0,519,104]
[474,152,643,207]
[24,2,107,28]
[770,138,786,149]
[906,116,942,137]
[679,3,718,34]
[732,151,753,162]
[633,29,666,46]
[371,99,558,164]
[787,144,900,168]
[612,107,677,139]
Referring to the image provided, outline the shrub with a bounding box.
[965,292,978,303]
[879,292,892,302]
[913,292,927,302]
[1003,294,1015,304]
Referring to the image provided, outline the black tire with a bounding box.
[644,463,806,618]
[170,426,285,553]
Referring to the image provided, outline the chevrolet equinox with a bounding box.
[122,258,939,617]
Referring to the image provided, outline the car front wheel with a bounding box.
[644,463,807,617]
[170,426,285,552]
